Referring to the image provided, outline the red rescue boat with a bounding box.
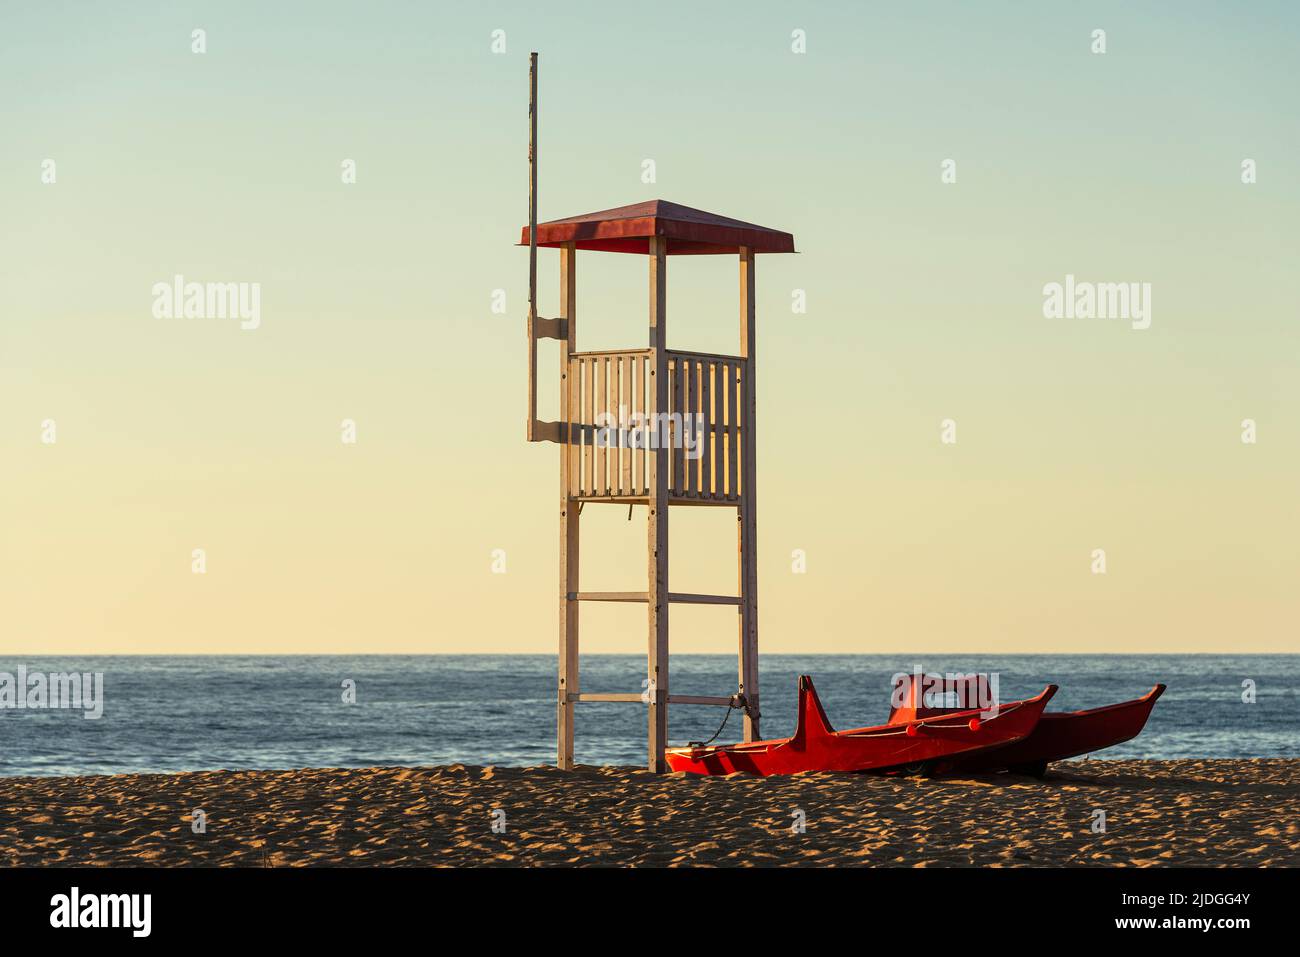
[931,683,1167,777]
[664,675,1058,777]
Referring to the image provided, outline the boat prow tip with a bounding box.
[793,674,835,743]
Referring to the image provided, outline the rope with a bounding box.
[687,703,737,749]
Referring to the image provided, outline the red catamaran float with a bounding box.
[665,676,1058,776]
[926,679,1167,777]
[666,675,1164,777]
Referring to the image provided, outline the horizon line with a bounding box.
[1,651,1293,658]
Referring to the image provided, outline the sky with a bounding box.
[2,1,1297,654]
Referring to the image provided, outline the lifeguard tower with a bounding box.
[522,55,796,772]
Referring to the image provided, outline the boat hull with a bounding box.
[665,676,1057,777]
[934,684,1166,776]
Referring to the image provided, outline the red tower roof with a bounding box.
[518,199,795,255]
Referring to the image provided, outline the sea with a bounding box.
[1,655,1296,776]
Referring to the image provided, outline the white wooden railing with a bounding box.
[563,349,746,502]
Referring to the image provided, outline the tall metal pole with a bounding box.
[529,52,538,320]
[526,52,538,441]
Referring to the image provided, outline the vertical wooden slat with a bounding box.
[572,356,582,496]
[729,363,739,500]
[607,355,615,494]
[687,360,700,496]
[645,354,651,495]
[715,359,726,497]
[662,358,669,492]
[672,356,685,495]
[557,242,578,770]
[700,359,712,498]
[679,357,686,493]
[664,358,672,492]
[594,356,607,495]
[719,359,728,497]
[618,356,629,496]
[688,358,698,496]
[582,357,593,495]
[647,237,670,773]
[618,355,627,494]
[606,356,617,495]
[620,355,632,495]
[718,360,729,498]
[633,354,644,495]
[717,360,726,497]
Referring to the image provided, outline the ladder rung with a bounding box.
[570,693,734,707]
[668,592,742,606]
[568,592,741,606]
[667,695,733,707]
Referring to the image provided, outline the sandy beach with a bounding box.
[2,759,1295,867]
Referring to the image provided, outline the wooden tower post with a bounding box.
[738,245,760,741]
[557,240,578,769]
[647,236,670,771]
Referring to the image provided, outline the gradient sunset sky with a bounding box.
[3,1,1297,654]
